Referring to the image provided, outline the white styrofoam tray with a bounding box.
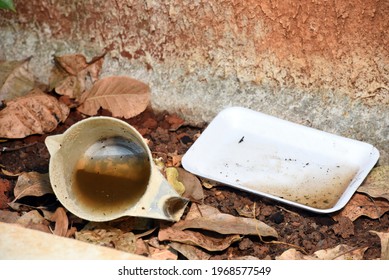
[182,107,380,213]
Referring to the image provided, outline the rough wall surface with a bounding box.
[0,0,388,163]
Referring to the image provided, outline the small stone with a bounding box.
[269,211,284,224]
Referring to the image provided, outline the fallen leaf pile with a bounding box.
[0,54,388,260]
[0,54,150,138]
[328,167,389,257]
[0,58,36,102]
[49,53,104,100]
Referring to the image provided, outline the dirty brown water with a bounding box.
[242,165,358,209]
[72,137,151,215]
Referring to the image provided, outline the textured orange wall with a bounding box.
[1,0,388,102]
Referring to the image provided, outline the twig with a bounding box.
[194,202,203,217]
[1,142,37,153]
[276,205,300,216]
[331,246,365,260]
[135,227,157,239]
[48,225,55,234]
[260,238,309,255]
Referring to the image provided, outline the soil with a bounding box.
[0,107,387,260]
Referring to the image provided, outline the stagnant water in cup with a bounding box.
[72,136,151,215]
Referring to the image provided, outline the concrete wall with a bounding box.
[0,0,388,163]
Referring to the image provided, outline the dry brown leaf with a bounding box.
[165,114,185,131]
[86,54,105,82]
[114,233,138,254]
[54,75,84,99]
[13,172,53,200]
[276,244,367,260]
[167,152,183,167]
[75,228,137,253]
[135,239,150,256]
[7,201,46,212]
[54,54,89,75]
[135,228,157,239]
[146,236,181,260]
[16,210,51,233]
[77,76,150,119]
[50,207,69,237]
[158,226,241,252]
[370,231,389,260]
[65,227,78,238]
[0,89,69,138]
[169,242,211,260]
[333,193,389,221]
[58,95,79,108]
[148,236,164,249]
[232,256,261,260]
[314,245,367,260]
[39,209,56,221]
[16,210,45,225]
[174,204,278,238]
[149,247,178,260]
[0,58,35,102]
[1,169,22,177]
[358,166,389,201]
[236,204,256,218]
[177,168,204,203]
[0,209,20,223]
[50,53,104,100]
[332,216,355,238]
[275,248,307,260]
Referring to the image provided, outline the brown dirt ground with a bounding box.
[0,107,387,260]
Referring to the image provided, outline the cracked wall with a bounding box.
[0,0,388,163]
